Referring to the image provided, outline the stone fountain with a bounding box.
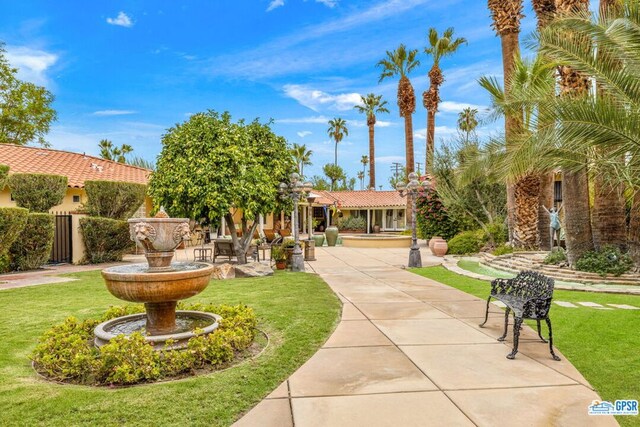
[94,209,219,349]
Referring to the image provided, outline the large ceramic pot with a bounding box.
[312,233,326,247]
[433,240,448,257]
[373,224,381,233]
[325,226,339,247]
[429,236,443,253]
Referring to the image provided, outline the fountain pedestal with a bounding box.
[145,301,177,335]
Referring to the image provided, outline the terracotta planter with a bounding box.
[433,240,448,257]
[373,225,381,233]
[429,236,443,253]
[325,226,339,247]
[275,260,286,270]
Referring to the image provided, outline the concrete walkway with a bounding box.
[235,246,617,427]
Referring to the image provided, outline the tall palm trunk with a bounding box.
[424,66,442,176]
[533,0,556,250]
[514,174,541,249]
[368,120,376,190]
[334,142,338,166]
[592,0,627,250]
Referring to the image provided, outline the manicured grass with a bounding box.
[0,271,341,426]
[412,266,640,427]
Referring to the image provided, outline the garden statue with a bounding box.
[543,204,563,249]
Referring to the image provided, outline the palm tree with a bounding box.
[357,171,365,190]
[354,94,389,189]
[423,27,467,175]
[327,118,348,166]
[377,44,420,179]
[98,139,132,163]
[360,155,369,181]
[323,163,346,191]
[487,0,525,243]
[457,107,478,144]
[291,143,313,178]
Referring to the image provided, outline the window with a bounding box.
[73,195,80,203]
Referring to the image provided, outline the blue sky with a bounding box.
[1,0,545,189]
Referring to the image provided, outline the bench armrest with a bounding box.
[490,278,512,295]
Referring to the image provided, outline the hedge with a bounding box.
[0,207,29,272]
[84,181,147,220]
[9,213,55,271]
[8,173,67,212]
[0,164,9,189]
[447,230,484,255]
[80,216,134,263]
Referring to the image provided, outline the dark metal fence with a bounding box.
[50,213,72,264]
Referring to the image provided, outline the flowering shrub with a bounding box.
[416,187,458,240]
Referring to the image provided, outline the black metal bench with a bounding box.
[479,271,560,361]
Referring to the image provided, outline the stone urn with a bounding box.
[432,239,448,257]
[312,233,325,247]
[429,236,443,253]
[325,226,339,247]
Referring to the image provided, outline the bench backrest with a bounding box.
[509,271,554,301]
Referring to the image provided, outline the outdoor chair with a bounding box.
[479,270,560,361]
[263,229,277,243]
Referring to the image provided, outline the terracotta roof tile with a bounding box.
[0,144,150,188]
[312,190,405,208]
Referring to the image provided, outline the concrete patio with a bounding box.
[234,246,617,427]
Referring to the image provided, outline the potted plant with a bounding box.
[373,223,381,234]
[271,245,286,270]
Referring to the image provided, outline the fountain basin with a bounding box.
[341,234,412,248]
[94,310,221,350]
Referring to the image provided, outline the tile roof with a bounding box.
[312,190,406,208]
[0,144,150,188]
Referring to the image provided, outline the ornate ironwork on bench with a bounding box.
[479,270,560,361]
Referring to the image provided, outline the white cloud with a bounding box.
[283,84,361,112]
[276,115,331,124]
[92,110,137,116]
[348,119,394,128]
[297,131,312,138]
[439,101,487,114]
[5,46,58,87]
[106,11,134,28]
[267,0,285,11]
[376,155,405,164]
[316,0,338,7]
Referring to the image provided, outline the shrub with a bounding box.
[448,230,484,255]
[0,164,9,189]
[543,248,567,265]
[8,173,67,212]
[484,221,508,246]
[575,246,633,277]
[31,303,257,386]
[416,187,458,240]
[492,244,513,256]
[9,213,55,271]
[0,207,29,253]
[336,216,366,231]
[80,217,134,263]
[84,181,147,220]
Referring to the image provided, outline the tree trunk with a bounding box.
[538,172,555,250]
[629,189,640,267]
[334,141,338,166]
[224,213,259,265]
[368,124,376,190]
[426,110,436,176]
[592,171,627,250]
[404,113,415,224]
[513,174,541,249]
[563,170,594,265]
[501,31,521,245]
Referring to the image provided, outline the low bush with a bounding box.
[0,207,29,254]
[336,216,366,231]
[84,181,147,220]
[448,230,484,255]
[80,217,133,263]
[9,213,55,271]
[575,246,633,277]
[484,221,508,246]
[544,248,567,265]
[0,164,9,189]
[8,173,67,212]
[492,244,513,256]
[31,303,257,386]
[416,187,458,240]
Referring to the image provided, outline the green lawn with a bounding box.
[0,271,341,426]
[412,266,640,427]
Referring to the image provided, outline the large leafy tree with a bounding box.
[0,43,56,146]
[487,0,524,243]
[423,27,466,175]
[327,118,348,166]
[98,139,133,163]
[291,143,312,177]
[149,111,296,264]
[354,93,389,189]
[322,163,346,191]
